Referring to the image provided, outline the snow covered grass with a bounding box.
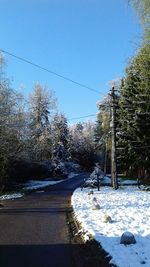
[23,172,79,190]
[67,172,79,179]
[0,193,23,200]
[72,186,150,267]
[0,172,80,200]
[120,179,138,185]
[22,179,64,190]
[0,180,63,201]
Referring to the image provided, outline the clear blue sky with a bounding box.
[0,0,142,123]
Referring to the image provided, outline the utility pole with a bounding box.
[110,86,118,189]
[104,137,107,175]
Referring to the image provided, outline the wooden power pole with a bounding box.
[110,86,118,189]
[104,138,107,175]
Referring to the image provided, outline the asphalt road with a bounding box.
[0,173,88,267]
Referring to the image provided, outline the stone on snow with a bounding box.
[120,231,136,245]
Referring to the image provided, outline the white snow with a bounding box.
[85,174,138,187]
[0,193,23,200]
[121,179,138,185]
[72,186,150,267]
[123,231,135,237]
[23,173,79,190]
[0,172,80,200]
[67,172,79,179]
[23,179,64,190]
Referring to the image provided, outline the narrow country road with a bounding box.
[0,173,88,267]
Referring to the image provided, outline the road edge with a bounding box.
[67,208,116,267]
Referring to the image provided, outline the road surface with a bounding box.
[0,173,88,267]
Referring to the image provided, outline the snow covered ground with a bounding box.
[0,172,79,200]
[23,172,79,190]
[23,179,64,190]
[72,186,150,267]
[0,193,23,200]
[84,173,138,187]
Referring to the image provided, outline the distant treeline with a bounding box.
[0,65,97,190]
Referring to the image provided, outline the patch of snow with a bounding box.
[121,179,138,185]
[67,172,79,179]
[84,175,111,187]
[23,179,63,190]
[72,186,150,267]
[102,176,111,185]
[0,193,23,200]
[23,173,80,190]
[124,231,135,238]
[0,172,80,200]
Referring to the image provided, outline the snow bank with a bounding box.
[84,174,111,187]
[23,173,79,190]
[67,172,79,179]
[72,186,150,267]
[121,179,138,185]
[0,193,23,200]
[85,173,138,187]
[0,173,80,201]
[23,179,63,190]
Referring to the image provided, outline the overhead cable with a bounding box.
[0,49,105,95]
[69,114,96,121]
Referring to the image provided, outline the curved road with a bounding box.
[0,173,88,267]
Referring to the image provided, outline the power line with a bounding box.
[0,48,105,96]
[69,114,96,121]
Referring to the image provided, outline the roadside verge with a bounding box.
[67,208,116,267]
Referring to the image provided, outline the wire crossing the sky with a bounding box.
[69,114,96,121]
[0,48,105,96]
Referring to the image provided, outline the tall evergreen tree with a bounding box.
[69,121,96,170]
[51,113,70,162]
[118,43,150,177]
[95,96,111,172]
[29,83,57,160]
[129,0,150,41]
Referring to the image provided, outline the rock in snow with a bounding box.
[102,214,112,223]
[92,197,97,202]
[88,190,94,195]
[92,203,101,210]
[120,231,136,245]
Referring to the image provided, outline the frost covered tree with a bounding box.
[69,122,84,161]
[51,113,70,162]
[28,83,57,160]
[95,96,111,172]
[0,54,26,188]
[69,121,96,169]
[83,121,96,153]
[117,43,150,178]
[129,0,150,41]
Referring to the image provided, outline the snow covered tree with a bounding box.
[95,96,111,172]
[51,113,70,162]
[69,121,96,169]
[0,54,26,188]
[82,121,97,168]
[69,122,84,162]
[117,43,150,178]
[28,83,57,160]
[129,0,150,41]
